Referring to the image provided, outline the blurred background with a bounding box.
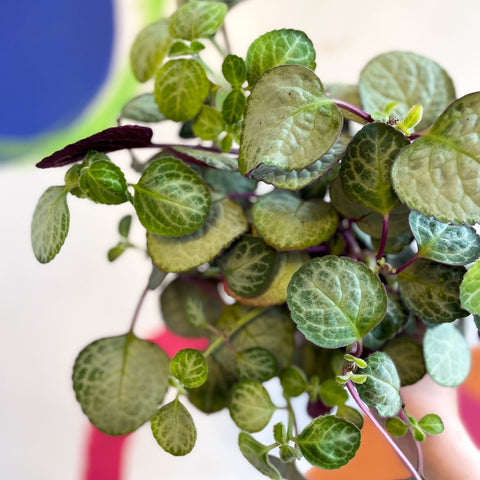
[1,0,479,479]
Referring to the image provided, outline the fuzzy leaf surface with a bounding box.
[340,123,408,214]
[296,415,360,469]
[236,347,278,382]
[72,334,170,435]
[133,157,211,236]
[252,191,338,250]
[221,89,247,125]
[356,352,402,417]
[130,19,172,82]
[151,399,196,456]
[169,1,227,40]
[359,51,455,130]
[398,259,467,324]
[229,381,275,432]
[238,433,281,480]
[392,92,480,224]
[245,29,316,85]
[222,54,247,87]
[170,349,208,388]
[423,324,471,386]
[219,236,277,297]
[287,256,387,348]
[409,211,480,265]
[239,65,342,175]
[155,59,209,121]
[460,259,480,315]
[147,196,248,272]
[31,186,69,263]
[250,134,348,190]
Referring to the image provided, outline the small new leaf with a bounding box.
[385,417,409,437]
[418,413,444,435]
[151,399,197,456]
[170,349,208,388]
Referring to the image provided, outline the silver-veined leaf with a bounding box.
[72,334,170,435]
[170,349,208,388]
[239,65,342,176]
[287,256,387,348]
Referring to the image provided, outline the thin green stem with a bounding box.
[346,381,423,480]
[128,285,149,333]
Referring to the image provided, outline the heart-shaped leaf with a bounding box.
[72,334,170,435]
[133,157,211,236]
[239,65,342,176]
[409,211,480,265]
[147,195,248,272]
[252,191,338,250]
[151,399,196,456]
[460,259,480,315]
[356,352,402,417]
[359,51,455,130]
[392,92,480,224]
[287,256,387,348]
[423,324,471,387]
[340,122,408,215]
[296,415,360,469]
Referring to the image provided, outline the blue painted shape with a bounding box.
[0,0,114,137]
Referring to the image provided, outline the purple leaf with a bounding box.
[36,125,154,168]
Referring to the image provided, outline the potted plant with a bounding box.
[31,0,480,478]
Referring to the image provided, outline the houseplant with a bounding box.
[31,0,480,478]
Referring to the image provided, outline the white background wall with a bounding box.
[1,0,479,479]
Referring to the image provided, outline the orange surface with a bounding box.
[460,346,480,399]
[305,415,411,480]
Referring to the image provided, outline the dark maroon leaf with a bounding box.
[36,125,154,168]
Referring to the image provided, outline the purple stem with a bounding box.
[304,244,329,253]
[346,381,423,480]
[128,285,149,333]
[399,409,425,475]
[376,212,390,260]
[394,252,420,275]
[332,99,374,124]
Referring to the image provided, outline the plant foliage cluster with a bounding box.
[32,1,480,478]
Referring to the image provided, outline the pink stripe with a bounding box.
[458,387,480,449]
[82,329,208,480]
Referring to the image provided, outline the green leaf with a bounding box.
[335,405,364,430]
[151,399,196,456]
[423,324,471,387]
[120,93,166,123]
[160,276,223,337]
[359,51,455,130]
[245,29,316,85]
[108,245,126,262]
[239,65,342,175]
[418,413,444,435]
[296,415,360,470]
[169,1,227,40]
[252,191,338,251]
[392,92,480,224]
[221,89,247,125]
[118,215,132,238]
[78,152,128,205]
[31,186,69,263]
[222,54,247,87]
[250,134,348,190]
[170,146,238,171]
[155,59,210,121]
[147,195,248,272]
[340,123,408,215]
[319,379,348,407]
[238,433,281,480]
[225,251,309,307]
[385,417,409,437]
[72,334,170,435]
[133,157,211,236]
[130,19,172,82]
[193,105,225,140]
[236,347,279,382]
[170,349,208,388]
[398,259,467,324]
[287,256,387,348]
[273,422,288,444]
[280,365,309,397]
[147,263,167,290]
[382,336,426,386]
[229,381,276,432]
[219,235,277,297]
[356,352,402,417]
[409,211,480,265]
[460,259,480,315]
